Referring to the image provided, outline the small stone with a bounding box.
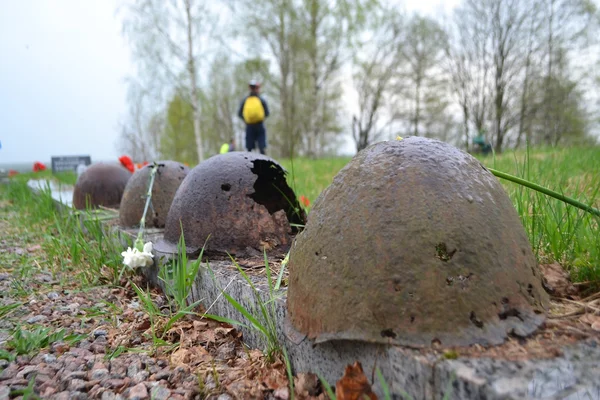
[128,382,148,399]
[41,386,58,397]
[0,385,9,399]
[51,342,70,354]
[93,329,108,338]
[15,355,31,366]
[273,387,290,400]
[16,365,38,379]
[126,360,141,377]
[90,343,106,354]
[101,391,125,400]
[70,391,88,400]
[54,391,71,400]
[217,394,234,400]
[66,371,88,380]
[132,371,149,384]
[26,315,47,324]
[149,386,170,400]
[94,336,108,344]
[157,360,167,368]
[0,273,9,281]
[153,371,170,381]
[47,291,60,300]
[69,379,88,391]
[91,368,110,380]
[0,360,9,369]
[0,363,18,380]
[104,378,128,390]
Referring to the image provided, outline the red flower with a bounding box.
[33,162,47,172]
[299,195,310,207]
[119,155,135,173]
[8,169,19,177]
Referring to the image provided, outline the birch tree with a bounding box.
[121,0,214,162]
[395,14,449,138]
[352,9,402,151]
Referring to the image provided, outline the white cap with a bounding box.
[249,80,259,86]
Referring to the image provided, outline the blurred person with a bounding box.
[238,80,270,154]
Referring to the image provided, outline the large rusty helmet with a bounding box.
[155,152,306,256]
[72,163,132,210]
[286,137,549,348]
[119,161,189,228]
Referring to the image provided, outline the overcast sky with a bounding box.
[0,0,457,164]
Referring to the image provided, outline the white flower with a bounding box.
[121,242,154,269]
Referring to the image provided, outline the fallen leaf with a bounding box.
[135,319,151,331]
[335,362,377,400]
[294,372,320,397]
[540,263,577,297]
[171,348,190,365]
[579,314,600,326]
[261,360,288,391]
[193,320,208,330]
[199,329,216,345]
[27,244,42,252]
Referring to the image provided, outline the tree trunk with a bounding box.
[461,100,470,151]
[413,76,421,137]
[516,12,535,149]
[307,0,320,158]
[185,0,204,162]
[543,0,555,146]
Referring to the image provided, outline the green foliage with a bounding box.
[9,376,40,400]
[130,280,201,352]
[160,93,198,165]
[279,157,351,208]
[0,303,21,319]
[159,228,206,310]
[6,326,85,357]
[484,146,600,289]
[204,252,283,362]
[1,178,124,286]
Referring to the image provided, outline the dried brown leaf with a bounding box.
[335,362,377,400]
[540,263,578,297]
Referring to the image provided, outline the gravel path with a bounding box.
[0,202,324,400]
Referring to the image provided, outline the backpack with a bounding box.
[242,96,265,124]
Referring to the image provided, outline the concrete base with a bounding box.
[26,180,600,399]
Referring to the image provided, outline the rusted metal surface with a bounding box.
[119,161,189,228]
[72,163,132,210]
[286,137,549,348]
[156,152,306,256]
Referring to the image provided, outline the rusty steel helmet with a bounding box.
[119,161,190,228]
[155,152,306,256]
[72,163,132,210]
[286,137,549,348]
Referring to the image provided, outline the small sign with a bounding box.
[51,155,92,173]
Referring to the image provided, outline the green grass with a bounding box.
[479,147,600,288]
[5,326,86,358]
[9,170,77,186]
[281,147,600,289]
[279,157,350,209]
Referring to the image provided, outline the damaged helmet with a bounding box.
[72,163,132,210]
[119,161,190,228]
[286,137,549,348]
[156,152,306,256]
